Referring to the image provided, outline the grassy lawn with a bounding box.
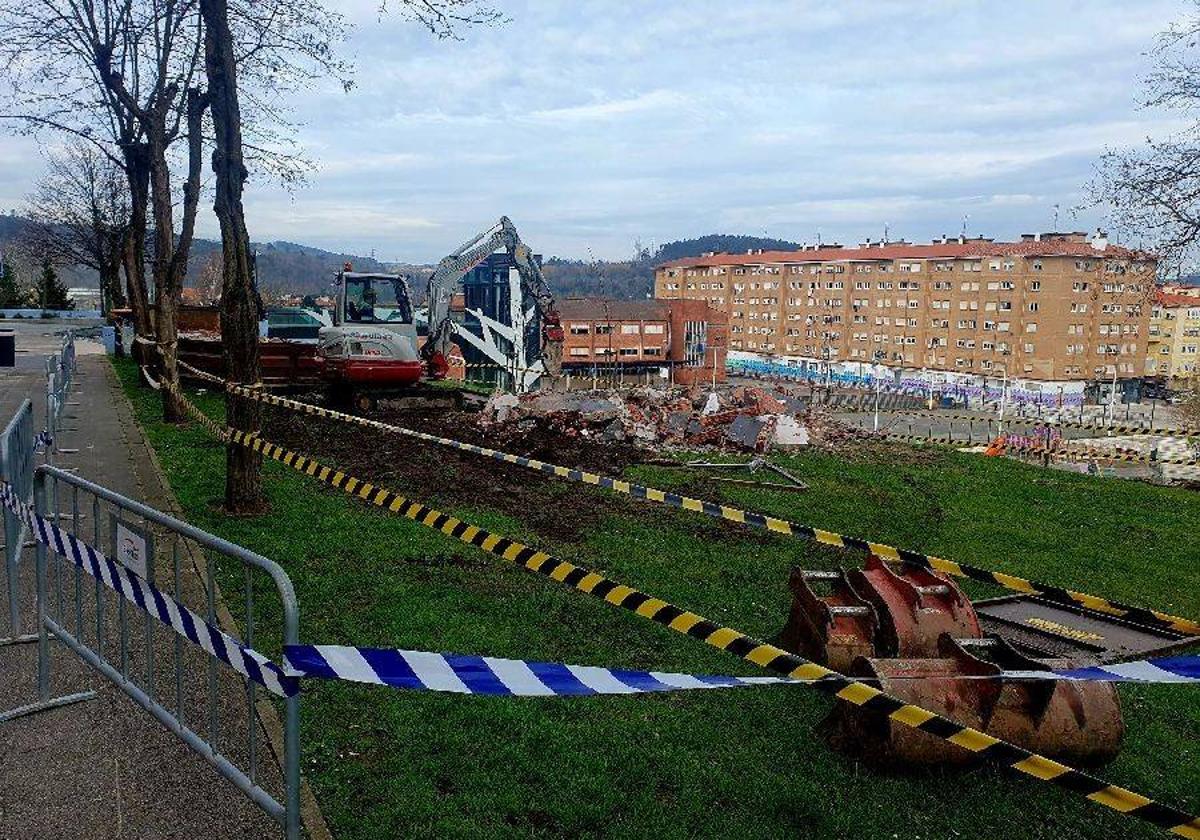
[112,358,1200,839]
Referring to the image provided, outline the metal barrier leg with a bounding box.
[0,474,95,722]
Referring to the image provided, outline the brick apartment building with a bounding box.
[557,297,728,386]
[1148,288,1200,384]
[655,231,1155,401]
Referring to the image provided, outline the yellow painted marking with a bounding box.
[668,612,703,633]
[344,477,359,494]
[612,480,631,494]
[283,452,295,466]
[331,471,346,487]
[440,518,461,534]
[459,525,480,542]
[890,705,936,728]
[1012,755,1069,780]
[422,510,442,527]
[746,644,784,667]
[357,484,375,500]
[789,662,833,681]
[1170,819,1200,839]
[705,627,743,649]
[501,543,526,562]
[929,557,965,577]
[765,518,792,534]
[480,534,502,552]
[836,682,881,705]
[645,488,666,502]
[576,573,606,593]
[1067,591,1125,616]
[868,543,901,562]
[582,473,600,485]
[680,497,704,513]
[813,530,845,547]
[947,728,1000,752]
[373,490,389,506]
[604,585,636,605]
[1088,786,1151,812]
[635,598,668,618]
[388,497,406,513]
[721,507,746,523]
[525,552,553,571]
[1025,617,1104,643]
[993,572,1037,593]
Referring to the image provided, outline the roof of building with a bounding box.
[656,237,1150,270]
[1155,289,1200,308]
[557,297,668,322]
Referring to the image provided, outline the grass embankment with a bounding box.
[112,358,1200,840]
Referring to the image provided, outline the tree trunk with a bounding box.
[122,143,154,368]
[148,129,186,422]
[201,0,265,513]
[150,90,209,424]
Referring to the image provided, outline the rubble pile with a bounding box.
[478,385,868,453]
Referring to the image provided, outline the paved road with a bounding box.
[1,322,286,839]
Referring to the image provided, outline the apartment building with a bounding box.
[557,297,728,385]
[655,232,1154,395]
[1147,289,1200,383]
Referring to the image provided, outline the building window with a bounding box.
[644,324,664,335]
[643,347,662,356]
[595,324,613,335]
[569,348,589,357]
[569,324,589,335]
[1026,323,1038,333]
[618,348,639,357]
[620,324,640,335]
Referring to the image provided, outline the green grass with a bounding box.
[112,358,1200,839]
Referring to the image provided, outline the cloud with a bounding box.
[0,0,1190,261]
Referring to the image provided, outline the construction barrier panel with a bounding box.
[0,461,303,838]
[165,382,1200,838]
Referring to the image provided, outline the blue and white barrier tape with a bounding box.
[7,480,1197,700]
[283,644,798,695]
[0,481,298,698]
[284,644,1200,695]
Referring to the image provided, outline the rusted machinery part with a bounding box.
[778,568,879,673]
[848,554,983,658]
[825,635,1124,769]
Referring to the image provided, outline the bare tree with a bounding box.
[24,143,129,314]
[195,0,498,512]
[1089,1,1200,275]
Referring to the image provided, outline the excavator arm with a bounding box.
[420,217,563,381]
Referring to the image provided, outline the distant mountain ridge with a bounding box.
[0,213,806,300]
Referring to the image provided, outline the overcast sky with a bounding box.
[0,0,1191,262]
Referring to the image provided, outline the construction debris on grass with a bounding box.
[477,385,869,454]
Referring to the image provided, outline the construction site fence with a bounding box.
[0,394,303,836]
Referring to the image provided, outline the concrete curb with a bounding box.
[103,358,333,840]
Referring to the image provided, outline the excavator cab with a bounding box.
[317,269,424,408]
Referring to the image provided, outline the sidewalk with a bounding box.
[0,342,286,839]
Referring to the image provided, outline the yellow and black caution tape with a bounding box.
[175,361,1200,639]
[881,430,1200,467]
[166,383,1200,838]
[886,409,1198,439]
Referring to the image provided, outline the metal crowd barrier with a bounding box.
[1,399,35,644]
[1,380,303,837]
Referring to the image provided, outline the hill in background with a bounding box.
[2,213,806,301]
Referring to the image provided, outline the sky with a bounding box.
[0,0,1193,262]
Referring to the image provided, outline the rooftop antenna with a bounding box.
[1053,204,1060,231]
[883,223,889,243]
[960,214,970,239]
[816,231,822,247]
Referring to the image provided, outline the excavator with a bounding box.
[316,217,563,410]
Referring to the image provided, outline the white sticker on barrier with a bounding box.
[112,516,151,579]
